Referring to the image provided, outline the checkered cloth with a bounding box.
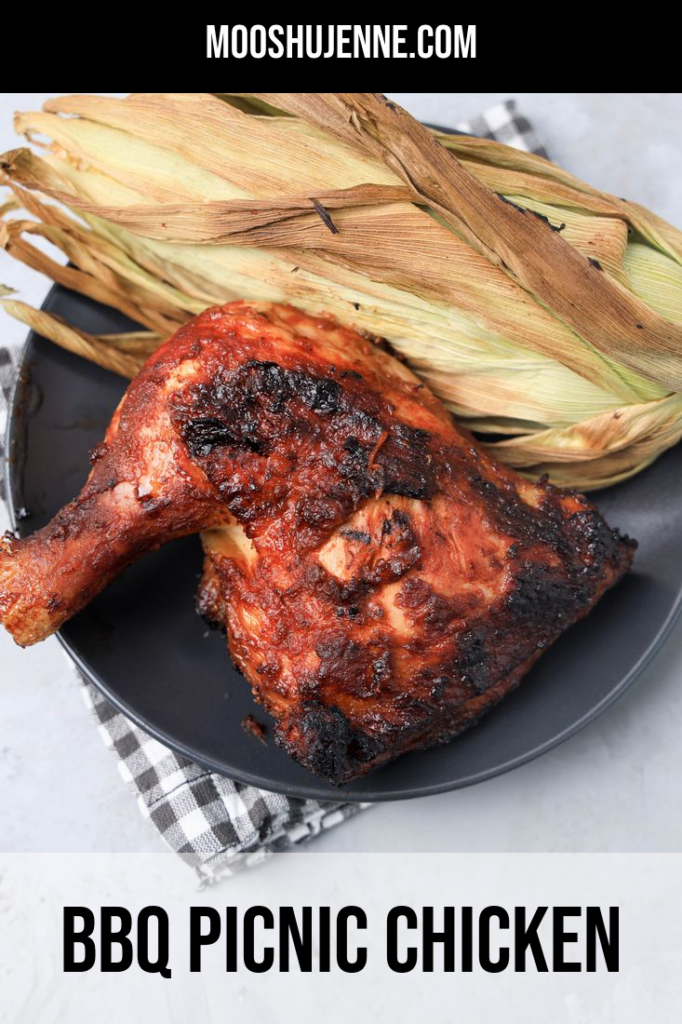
[454,99,549,158]
[0,100,547,881]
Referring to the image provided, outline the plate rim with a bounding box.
[5,291,682,803]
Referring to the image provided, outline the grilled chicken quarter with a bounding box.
[0,302,636,784]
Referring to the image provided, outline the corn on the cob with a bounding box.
[2,92,682,489]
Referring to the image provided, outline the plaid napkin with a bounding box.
[0,100,547,881]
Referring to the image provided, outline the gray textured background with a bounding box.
[2,93,681,853]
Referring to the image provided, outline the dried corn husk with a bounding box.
[2,92,682,489]
[0,298,159,377]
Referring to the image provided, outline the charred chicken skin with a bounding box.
[0,302,635,784]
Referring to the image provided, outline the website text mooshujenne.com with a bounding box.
[206,25,477,60]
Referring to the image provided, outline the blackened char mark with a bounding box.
[281,700,384,785]
[565,508,637,571]
[450,554,606,700]
[174,359,437,504]
[173,361,363,471]
[337,426,383,498]
[379,424,435,500]
[339,528,372,544]
[506,560,587,632]
[244,360,341,414]
[174,360,341,445]
[468,474,636,586]
[182,416,264,458]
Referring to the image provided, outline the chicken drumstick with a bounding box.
[0,302,635,784]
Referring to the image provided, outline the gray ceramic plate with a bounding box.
[5,282,682,801]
